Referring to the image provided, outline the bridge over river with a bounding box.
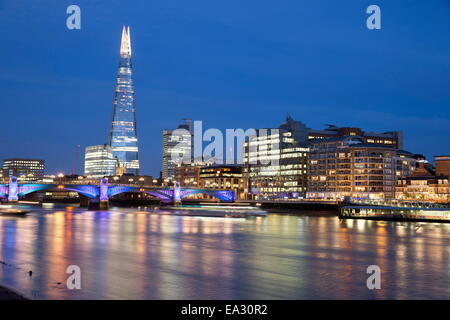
[0,177,235,209]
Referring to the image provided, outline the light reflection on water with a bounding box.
[1,205,450,299]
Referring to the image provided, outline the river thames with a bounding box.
[1,204,450,300]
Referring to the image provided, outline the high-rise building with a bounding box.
[2,158,45,182]
[162,119,194,180]
[108,26,140,175]
[84,144,116,178]
[243,116,309,200]
[307,136,415,200]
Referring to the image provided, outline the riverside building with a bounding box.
[200,165,246,200]
[174,161,212,187]
[396,156,450,203]
[243,116,309,200]
[307,136,415,200]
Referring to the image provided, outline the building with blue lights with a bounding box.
[108,26,140,175]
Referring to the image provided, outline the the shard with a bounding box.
[108,26,140,175]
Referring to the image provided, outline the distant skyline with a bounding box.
[1,1,450,176]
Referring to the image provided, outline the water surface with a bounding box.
[1,204,450,299]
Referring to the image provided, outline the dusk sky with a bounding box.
[1,1,450,176]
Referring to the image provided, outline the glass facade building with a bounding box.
[84,144,116,178]
[108,26,140,175]
[162,119,194,180]
[243,116,309,200]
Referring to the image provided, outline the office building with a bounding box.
[84,144,116,178]
[2,158,45,182]
[162,119,194,180]
[244,116,309,199]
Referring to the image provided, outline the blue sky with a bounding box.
[1,0,450,176]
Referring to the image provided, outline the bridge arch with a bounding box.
[18,184,99,199]
[0,185,8,198]
[107,186,173,201]
[142,191,173,201]
[180,189,235,202]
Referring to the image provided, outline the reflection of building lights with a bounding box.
[356,219,366,232]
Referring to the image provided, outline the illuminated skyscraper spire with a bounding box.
[120,26,131,57]
[108,26,140,175]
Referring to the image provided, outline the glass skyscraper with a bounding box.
[108,26,140,175]
[84,144,116,178]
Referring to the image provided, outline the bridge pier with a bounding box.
[85,199,109,210]
[99,200,109,210]
[78,179,110,210]
[79,195,90,208]
[99,178,109,210]
[173,182,181,206]
[7,176,19,203]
